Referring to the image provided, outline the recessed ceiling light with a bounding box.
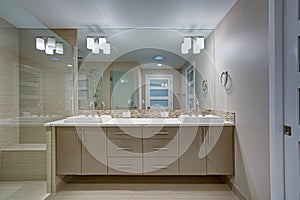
[51,57,60,61]
[153,55,164,61]
[157,64,162,67]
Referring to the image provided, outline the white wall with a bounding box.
[214,0,269,199]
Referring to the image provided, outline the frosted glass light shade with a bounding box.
[181,37,192,54]
[193,38,201,54]
[35,37,45,50]
[92,38,100,54]
[196,37,205,49]
[87,37,94,50]
[99,37,106,50]
[47,37,56,49]
[45,44,54,55]
[55,42,63,54]
[103,43,111,54]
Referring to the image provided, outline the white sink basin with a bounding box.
[63,115,112,123]
[178,115,224,124]
[10,115,62,124]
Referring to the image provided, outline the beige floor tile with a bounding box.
[0,181,48,200]
[47,183,239,200]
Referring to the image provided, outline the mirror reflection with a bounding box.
[78,28,215,110]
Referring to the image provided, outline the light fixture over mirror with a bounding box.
[86,36,111,54]
[35,36,64,55]
[181,36,204,54]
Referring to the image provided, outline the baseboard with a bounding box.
[221,176,247,200]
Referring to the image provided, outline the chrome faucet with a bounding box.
[101,101,105,110]
[189,101,192,116]
[89,100,95,117]
[195,100,200,116]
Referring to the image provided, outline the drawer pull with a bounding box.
[153,131,168,135]
[116,147,132,151]
[116,165,132,169]
[115,131,131,135]
[153,165,169,169]
[153,147,169,151]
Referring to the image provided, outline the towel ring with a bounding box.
[220,71,229,86]
[202,79,208,92]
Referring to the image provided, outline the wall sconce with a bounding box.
[86,36,111,54]
[181,36,205,54]
[35,37,64,55]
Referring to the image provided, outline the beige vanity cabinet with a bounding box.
[206,126,234,175]
[56,127,81,175]
[56,127,107,175]
[143,127,179,175]
[81,127,107,174]
[106,127,143,175]
[179,126,206,175]
[55,124,233,176]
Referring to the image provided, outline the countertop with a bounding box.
[45,117,234,127]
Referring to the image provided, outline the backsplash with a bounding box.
[78,109,235,123]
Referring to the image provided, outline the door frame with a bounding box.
[269,0,285,199]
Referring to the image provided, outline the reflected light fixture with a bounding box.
[86,36,111,54]
[153,55,164,61]
[181,37,192,54]
[181,36,205,54]
[35,37,64,55]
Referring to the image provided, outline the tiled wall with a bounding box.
[0,18,20,179]
[78,109,235,123]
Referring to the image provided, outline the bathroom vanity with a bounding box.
[47,115,234,190]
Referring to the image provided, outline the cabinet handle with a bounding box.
[152,131,168,135]
[116,165,132,169]
[153,147,169,151]
[116,147,132,151]
[153,165,169,169]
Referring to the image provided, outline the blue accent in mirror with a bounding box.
[153,55,164,61]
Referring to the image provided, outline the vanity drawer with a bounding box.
[143,127,179,139]
[143,137,178,157]
[107,138,142,156]
[143,157,178,175]
[108,157,142,175]
[107,127,142,139]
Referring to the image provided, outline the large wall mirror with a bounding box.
[77,28,215,111]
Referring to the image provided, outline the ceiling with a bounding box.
[14,0,238,29]
[0,0,238,69]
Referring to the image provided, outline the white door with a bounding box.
[185,64,195,110]
[284,0,300,198]
[145,75,173,110]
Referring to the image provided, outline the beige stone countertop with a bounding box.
[45,117,234,127]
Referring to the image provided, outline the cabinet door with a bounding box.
[179,127,206,175]
[81,127,107,174]
[56,127,81,175]
[206,126,233,175]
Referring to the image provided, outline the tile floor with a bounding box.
[47,183,239,200]
[0,181,49,200]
